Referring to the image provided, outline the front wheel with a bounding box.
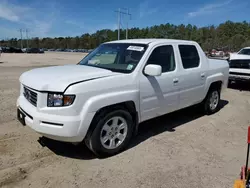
[203,88,221,115]
[85,109,133,157]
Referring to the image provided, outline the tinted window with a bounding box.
[147,45,175,73]
[179,45,200,69]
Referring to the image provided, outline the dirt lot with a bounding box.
[0,52,250,188]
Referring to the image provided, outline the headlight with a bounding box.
[47,93,75,107]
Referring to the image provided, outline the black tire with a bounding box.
[85,108,134,157]
[203,87,221,115]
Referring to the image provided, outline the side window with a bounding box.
[147,45,175,73]
[179,45,200,69]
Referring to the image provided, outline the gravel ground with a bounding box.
[0,52,250,188]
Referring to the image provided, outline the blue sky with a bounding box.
[0,0,249,39]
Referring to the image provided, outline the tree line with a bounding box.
[1,20,250,52]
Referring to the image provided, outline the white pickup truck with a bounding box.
[17,39,229,157]
[229,47,250,84]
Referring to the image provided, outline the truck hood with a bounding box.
[230,53,250,60]
[20,65,120,92]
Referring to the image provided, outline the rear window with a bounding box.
[179,45,200,69]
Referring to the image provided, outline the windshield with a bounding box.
[78,43,148,73]
[238,49,250,55]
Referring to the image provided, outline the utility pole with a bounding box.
[19,29,23,49]
[125,8,131,39]
[26,29,29,48]
[117,8,121,40]
[115,8,131,40]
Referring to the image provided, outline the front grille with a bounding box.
[23,86,37,107]
[229,60,250,69]
[230,72,250,76]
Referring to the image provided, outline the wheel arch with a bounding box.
[203,72,224,100]
[85,101,139,141]
[203,80,223,101]
[208,80,223,92]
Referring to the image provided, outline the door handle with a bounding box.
[173,78,179,84]
[201,73,205,78]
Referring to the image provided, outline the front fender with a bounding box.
[83,90,140,113]
[77,90,140,137]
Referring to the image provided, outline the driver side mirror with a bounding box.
[144,64,162,76]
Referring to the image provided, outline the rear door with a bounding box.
[177,44,207,109]
[139,44,180,122]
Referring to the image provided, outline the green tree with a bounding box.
[1,21,250,51]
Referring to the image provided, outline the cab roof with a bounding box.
[105,38,197,45]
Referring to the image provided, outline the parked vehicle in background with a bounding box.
[76,49,88,53]
[1,47,23,53]
[210,49,225,57]
[22,48,27,53]
[228,47,250,84]
[204,51,209,57]
[26,48,44,53]
[55,48,66,52]
[17,39,229,157]
[39,49,45,53]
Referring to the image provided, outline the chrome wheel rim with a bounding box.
[209,91,219,110]
[100,116,128,150]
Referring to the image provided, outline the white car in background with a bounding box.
[229,47,250,84]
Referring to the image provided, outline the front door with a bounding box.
[139,45,180,122]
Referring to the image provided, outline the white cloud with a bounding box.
[188,0,234,17]
[0,1,119,38]
[0,6,19,22]
[139,1,158,18]
[0,1,31,22]
[0,1,58,38]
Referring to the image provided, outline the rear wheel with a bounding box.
[85,108,133,157]
[203,88,221,115]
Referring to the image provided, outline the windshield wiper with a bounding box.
[78,64,131,73]
[79,64,115,72]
